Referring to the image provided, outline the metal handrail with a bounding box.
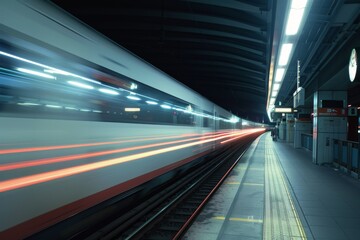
[301,133,313,151]
[333,139,359,179]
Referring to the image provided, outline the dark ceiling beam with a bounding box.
[72,1,269,30]
[50,0,272,122]
[173,61,266,79]
[142,48,267,72]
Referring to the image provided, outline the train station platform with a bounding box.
[184,132,360,240]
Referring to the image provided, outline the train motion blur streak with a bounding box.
[0,1,267,238]
[0,132,231,171]
[0,129,263,193]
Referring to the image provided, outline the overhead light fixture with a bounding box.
[266,0,312,122]
[275,107,292,113]
[278,43,293,66]
[273,83,280,91]
[285,0,308,35]
[270,98,276,105]
[275,68,285,82]
[125,108,140,112]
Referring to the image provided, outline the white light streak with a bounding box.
[17,68,55,79]
[99,88,119,95]
[127,95,141,101]
[146,100,158,105]
[68,81,94,90]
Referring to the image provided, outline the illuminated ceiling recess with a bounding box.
[267,0,312,122]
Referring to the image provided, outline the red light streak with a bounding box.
[0,129,265,192]
[0,132,229,171]
[220,132,253,144]
[0,133,218,155]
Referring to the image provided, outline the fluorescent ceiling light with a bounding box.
[99,88,119,95]
[127,95,141,101]
[275,68,285,82]
[17,68,55,79]
[291,0,308,8]
[68,81,94,89]
[125,108,140,112]
[275,107,292,113]
[270,98,276,105]
[273,83,281,91]
[285,0,308,35]
[271,91,278,97]
[278,43,293,66]
[286,9,305,35]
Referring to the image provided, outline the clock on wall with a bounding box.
[349,48,360,82]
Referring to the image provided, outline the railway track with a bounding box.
[27,135,257,240]
[87,137,255,240]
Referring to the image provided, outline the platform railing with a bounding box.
[301,133,313,151]
[333,139,359,179]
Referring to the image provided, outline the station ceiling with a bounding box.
[50,0,360,123]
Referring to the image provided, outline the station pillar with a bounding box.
[312,91,347,165]
[286,113,295,143]
[279,117,286,140]
[294,118,312,148]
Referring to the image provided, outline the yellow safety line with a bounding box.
[243,183,264,186]
[278,158,307,239]
[269,138,307,240]
[213,216,263,223]
[239,167,264,171]
[225,182,264,186]
[230,217,263,223]
[226,182,240,184]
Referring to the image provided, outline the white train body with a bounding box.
[0,1,265,238]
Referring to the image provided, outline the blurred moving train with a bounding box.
[0,1,266,238]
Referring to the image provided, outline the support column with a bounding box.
[313,91,347,165]
[286,113,295,143]
[279,117,286,140]
[294,118,312,149]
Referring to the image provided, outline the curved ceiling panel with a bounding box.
[50,0,274,122]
